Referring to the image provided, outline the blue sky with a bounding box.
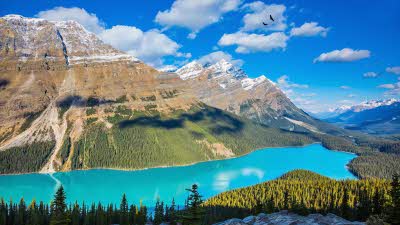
[1,0,400,112]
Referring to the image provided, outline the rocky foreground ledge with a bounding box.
[213,211,364,225]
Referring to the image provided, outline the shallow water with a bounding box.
[0,144,356,206]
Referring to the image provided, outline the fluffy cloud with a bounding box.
[155,0,242,38]
[37,7,105,34]
[218,32,289,53]
[313,48,370,63]
[386,66,400,75]
[198,51,243,66]
[99,26,190,67]
[37,7,189,67]
[290,22,329,37]
[240,1,287,32]
[277,75,308,89]
[363,72,378,78]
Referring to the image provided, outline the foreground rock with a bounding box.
[214,211,364,225]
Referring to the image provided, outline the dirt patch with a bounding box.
[196,139,235,157]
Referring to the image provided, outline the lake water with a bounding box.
[0,144,356,207]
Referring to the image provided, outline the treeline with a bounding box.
[314,133,400,179]
[0,141,55,174]
[0,184,203,225]
[349,152,400,179]
[203,170,400,224]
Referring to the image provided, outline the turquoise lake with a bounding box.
[0,144,356,207]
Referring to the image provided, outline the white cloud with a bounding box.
[314,48,371,63]
[386,66,400,75]
[218,32,289,53]
[240,1,287,32]
[290,22,329,37]
[198,51,243,66]
[155,0,242,38]
[379,82,400,96]
[363,72,378,78]
[347,94,356,98]
[37,7,105,34]
[277,75,308,89]
[37,7,190,67]
[340,86,351,90]
[158,65,178,72]
[378,83,395,89]
[99,26,190,67]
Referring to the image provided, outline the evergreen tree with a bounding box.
[181,184,204,225]
[153,199,164,225]
[387,173,400,225]
[17,198,27,225]
[340,187,350,219]
[70,202,80,225]
[169,198,177,225]
[50,186,70,225]
[119,194,129,225]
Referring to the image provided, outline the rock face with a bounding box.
[0,15,197,172]
[214,211,364,225]
[176,59,319,133]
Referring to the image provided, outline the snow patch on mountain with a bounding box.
[1,15,140,64]
[176,59,275,92]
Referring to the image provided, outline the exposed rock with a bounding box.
[176,59,320,133]
[214,211,365,225]
[0,15,197,172]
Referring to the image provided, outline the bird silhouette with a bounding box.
[262,15,275,26]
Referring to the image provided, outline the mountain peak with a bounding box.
[0,15,139,65]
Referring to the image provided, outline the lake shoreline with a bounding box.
[0,142,358,178]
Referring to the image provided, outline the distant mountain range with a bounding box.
[322,99,400,135]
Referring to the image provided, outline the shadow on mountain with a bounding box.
[119,107,244,134]
[0,79,9,89]
[56,95,115,108]
[119,115,184,129]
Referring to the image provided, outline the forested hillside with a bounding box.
[68,104,314,171]
[204,170,397,224]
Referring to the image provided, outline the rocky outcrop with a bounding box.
[214,211,364,225]
[176,60,319,133]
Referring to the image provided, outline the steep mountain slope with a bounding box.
[325,99,400,135]
[175,59,322,133]
[0,15,314,174]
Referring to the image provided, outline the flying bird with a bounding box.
[262,14,275,26]
[269,14,275,21]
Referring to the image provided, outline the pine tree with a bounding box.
[119,194,129,225]
[17,198,27,225]
[387,173,400,225]
[70,202,80,225]
[153,199,164,225]
[181,184,204,225]
[50,185,70,225]
[169,198,177,225]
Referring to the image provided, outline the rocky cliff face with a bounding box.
[176,59,319,133]
[214,211,364,225]
[0,15,197,172]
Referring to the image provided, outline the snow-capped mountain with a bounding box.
[325,99,400,135]
[176,59,320,133]
[1,14,138,65]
